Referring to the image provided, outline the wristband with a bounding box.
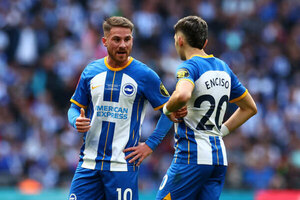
[163,104,172,116]
[220,124,230,137]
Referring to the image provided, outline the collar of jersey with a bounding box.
[104,56,133,71]
[189,54,214,59]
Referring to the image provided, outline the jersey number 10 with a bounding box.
[116,188,132,200]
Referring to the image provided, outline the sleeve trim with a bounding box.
[229,89,248,103]
[176,78,195,87]
[145,140,156,151]
[154,102,167,111]
[70,99,88,109]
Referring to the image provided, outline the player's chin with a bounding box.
[116,53,129,61]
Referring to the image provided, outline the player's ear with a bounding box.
[178,36,184,47]
[203,39,208,49]
[102,37,107,47]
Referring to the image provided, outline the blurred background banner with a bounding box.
[0,0,300,199]
[0,188,255,200]
[255,190,300,200]
[1,189,300,200]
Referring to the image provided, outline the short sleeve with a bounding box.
[229,70,248,103]
[176,60,198,87]
[70,70,90,109]
[143,69,170,110]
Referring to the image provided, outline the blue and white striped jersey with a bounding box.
[70,57,169,171]
[173,55,248,166]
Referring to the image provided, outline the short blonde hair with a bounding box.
[103,16,134,35]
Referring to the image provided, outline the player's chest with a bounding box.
[89,71,142,103]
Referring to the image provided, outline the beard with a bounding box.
[107,48,132,65]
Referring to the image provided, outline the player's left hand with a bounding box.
[123,143,153,166]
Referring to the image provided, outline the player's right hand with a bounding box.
[75,108,91,133]
[167,113,182,123]
[167,106,188,123]
[123,143,153,166]
[174,106,188,118]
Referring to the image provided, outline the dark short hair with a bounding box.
[103,16,134,34]
[174,16,208,49]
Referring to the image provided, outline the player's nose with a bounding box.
[119,40,126,48]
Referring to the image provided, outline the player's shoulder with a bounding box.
[176,56,202,75]
[178,55,213,70]
[131,58,158,76]
[81,58,106,77]
[211,56,232,74]
[85,58,106,71]
[181,57,198,67]
[210,56,228,67]
[192,55,231,72]
[178,55,233,79]
[131,58,150,70]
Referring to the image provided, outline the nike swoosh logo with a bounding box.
[92,85,101,90]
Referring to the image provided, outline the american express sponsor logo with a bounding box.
[95,105,128,119]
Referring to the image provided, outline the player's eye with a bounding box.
[113,38,120,42]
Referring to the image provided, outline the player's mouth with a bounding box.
[116,51,127,56]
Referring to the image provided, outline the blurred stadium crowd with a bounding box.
[0,0,300,193]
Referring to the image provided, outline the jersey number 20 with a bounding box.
[194,94,228,131]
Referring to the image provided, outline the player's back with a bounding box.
[174,55,247,166]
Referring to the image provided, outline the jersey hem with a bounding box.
[174,159,228,166]
[79,161,139,171]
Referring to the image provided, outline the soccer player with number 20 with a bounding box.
[157,16,257,200]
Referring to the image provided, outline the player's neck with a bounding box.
[107,56,131,68]
[185,48,208,60]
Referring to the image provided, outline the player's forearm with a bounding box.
[166,80,193,113]
[166,90,190,112]
[68,104,81,128]
[145,113,173,150]
[223,93,257,135]
[224,107,256,132]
